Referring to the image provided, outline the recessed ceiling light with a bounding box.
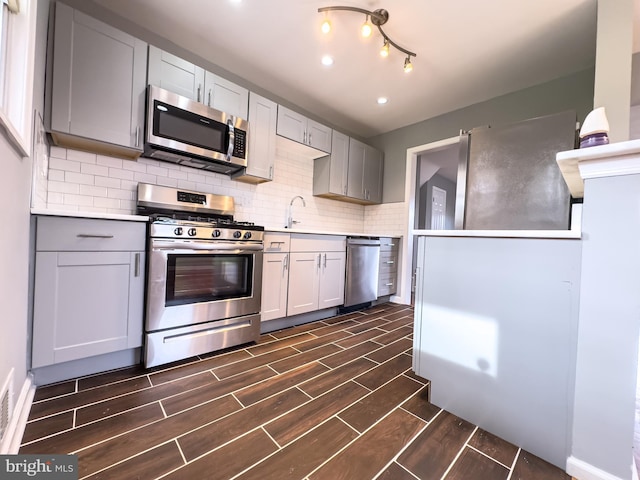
[321,55,334,66]
[377,97,388,105]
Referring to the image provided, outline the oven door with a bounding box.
[146,239,263,332]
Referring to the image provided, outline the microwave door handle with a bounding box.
[226,120,235,162]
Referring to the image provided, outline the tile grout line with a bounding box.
[438,426,479,480]
[505,447,522,480]
[466,443,514,471]
[372,419,433,480]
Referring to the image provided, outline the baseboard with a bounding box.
[0,373,35,454]
[566,455,629,480]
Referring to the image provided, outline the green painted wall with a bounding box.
[369,68,595,203]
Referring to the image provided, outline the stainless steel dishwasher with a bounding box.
[344,237,381,308]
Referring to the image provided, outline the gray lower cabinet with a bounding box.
[46,2,147,159]
[32,216,146,369]
[314,134,384,204]
[378,237,400,296]
[261,233,291,322]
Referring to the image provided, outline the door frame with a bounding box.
[397,136,459,305]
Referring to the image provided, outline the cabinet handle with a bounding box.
[135,126,140,147]
[317,253,321,269]
[197,84,202,102]
[323,253,327,268]
[269,165,273,179]
[76,234,114,239]
[283,254,288,275]
[387,243,396,247]
[385,282,394,286]
[303,131,307,144]
[308,132,312,145]
[208,89,212,107]
[270,241,285,247]
[386,260,394,264]
[134,253,140,277]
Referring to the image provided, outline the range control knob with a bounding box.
[188,228,197,236]
[233,231,242,239]
[212,229,221,238]
[243,232,252,240]
[174,227,183,236]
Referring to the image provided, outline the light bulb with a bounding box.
[361,16,372,38]
[321,19,331,34]
[404,56,413,73]
[321,55,334,66]
[380,40,389,58]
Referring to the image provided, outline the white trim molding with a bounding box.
[0,373,35,454]
[567,456,631,480]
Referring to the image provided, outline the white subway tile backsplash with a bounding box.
[108,168,135,181]
[134,172,157,184]
[79,184,108,198]
[146,165,169,177]
[49,146,67,159]
[81,163,109,177]
[48,169,65,182]
[95,176,122,189]
[64,193,94,207]
[42,147,400,236]
[67,149,97,164]
[97,155,124,169]
[49,157,81,173]
[65,171,95,186]
[48,180,80,194]
[93,196,120,209]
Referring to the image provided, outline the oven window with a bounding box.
[165,254,253,306]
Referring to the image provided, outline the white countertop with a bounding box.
[265,226,401,238]
[412,229,581,239]
[556,139,640,198]
[31,208,149,222]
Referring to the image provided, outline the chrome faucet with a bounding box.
[287,195,306,229]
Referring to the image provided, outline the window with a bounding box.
[0,0,37,157]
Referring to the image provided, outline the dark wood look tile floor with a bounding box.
[21,303,571,480]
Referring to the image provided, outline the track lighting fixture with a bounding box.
[318,5,416,72]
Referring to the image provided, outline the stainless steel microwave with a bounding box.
[143,85,248,175]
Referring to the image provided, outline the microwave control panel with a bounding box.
[234,129,246,159]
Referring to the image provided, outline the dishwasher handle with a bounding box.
[346,237,380,247]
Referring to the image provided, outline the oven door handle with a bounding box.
[150,239,263,253]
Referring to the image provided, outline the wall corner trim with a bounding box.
[566,455,631,480]
[0,373,35,454]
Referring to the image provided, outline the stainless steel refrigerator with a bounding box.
[454,110,577,230]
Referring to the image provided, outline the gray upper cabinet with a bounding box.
[204,71,249,120]
[315,135,383,204]
[313,130,349,197]
[147,46,249,119]
[277,106,332,154]
[147,45,205,102]
[47,2,147,159]
[234,92,277,184]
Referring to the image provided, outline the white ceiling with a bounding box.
[93,0,600,138]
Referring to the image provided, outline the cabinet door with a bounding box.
[204,71,249,119]
[307,119,332,153]
[147,45,205,102]
[287,252,320,316]
[32,250,144,368]
[318,251,346,309]
[363,144,384,203]
[244,92,277,181]
[50,3,147,151]
[261,253,289,321]
[330,131,349,195]
[277,106,306,144]
[347,138,366,199]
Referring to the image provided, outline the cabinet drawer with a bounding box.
[290,234,346,252]
[36,216,146,251]
[264,232,290,252]
[379,251,398,270]
[378,272,397,296]
[380,237,400,252]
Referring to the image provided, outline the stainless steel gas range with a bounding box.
[137,183,263,368]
